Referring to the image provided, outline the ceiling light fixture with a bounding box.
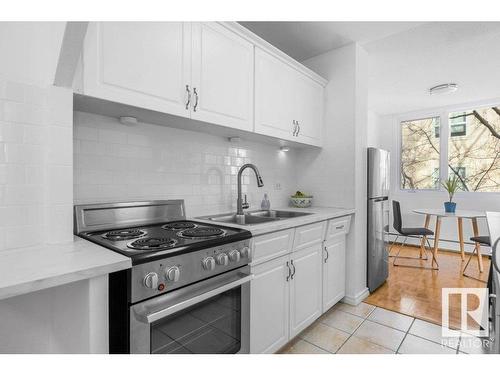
[280,146,290,152]
[429,83,458,95]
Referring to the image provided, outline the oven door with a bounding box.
[130,267,252,354]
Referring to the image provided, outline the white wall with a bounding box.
[73,111,298,216]
[298,43,369,304]
[373,112,495,251]
[0,22,110,354]
[0,78,73,250]
[0,22,65,87]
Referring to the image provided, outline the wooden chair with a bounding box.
[464,235,491,282]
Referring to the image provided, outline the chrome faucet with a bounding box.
[237,164,264,215]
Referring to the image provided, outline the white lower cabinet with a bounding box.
[289,244,323,338]
[249,216,351,353]
[249,255,290,354]
[249,246,322,353]
[322,234,346,313]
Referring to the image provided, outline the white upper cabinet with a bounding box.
[83,22,192,118]
[293,73,324,146]
[81,22,326,147]
[254,48,298,141]
[191,23,254,132]
[255,47,324,146]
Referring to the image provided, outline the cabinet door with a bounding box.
[254,48,297,141]
[250,256,290,353]
[322,236,346,312]
[83,22,191,118]
[191,23,254,132]
[289,244,322,338]
[294,73,324,146]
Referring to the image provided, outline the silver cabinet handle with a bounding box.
[286,261,291,282]
[336,225,344,230]
[290,259,296,279]
[296,121,300,136]
[185,85,191,110]
[324,246,329,263]
[292,120,297,136]
[193,87,199,112]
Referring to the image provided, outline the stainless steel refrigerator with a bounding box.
[367,147,390,292]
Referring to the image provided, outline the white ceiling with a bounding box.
[365,22,500,115]
[240,22,500,116]
[239,22,424,61]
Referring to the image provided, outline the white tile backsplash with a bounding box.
[0,79,73,251]
[73,111,298,217]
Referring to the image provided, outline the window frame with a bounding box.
[396,98,500,196]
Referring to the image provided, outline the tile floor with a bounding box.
[279,302,493,354]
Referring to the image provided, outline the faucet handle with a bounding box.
[242,194,249,210]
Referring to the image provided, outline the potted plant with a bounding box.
[441,176,460,213]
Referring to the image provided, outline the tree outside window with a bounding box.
[401,116,440,189]
[448,106,500,192]
[400,105,500,192]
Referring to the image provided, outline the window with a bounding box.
[435,112,467,137]
[448,106,500,192]
[400,116,441,189]
[400,104,500,192]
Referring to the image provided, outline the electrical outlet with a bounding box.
[274,183,282,190]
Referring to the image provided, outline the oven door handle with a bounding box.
[132,269,253,324]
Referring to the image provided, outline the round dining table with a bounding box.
[413,209,486,272]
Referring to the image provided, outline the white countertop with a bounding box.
[192,206,355,236]
[0,236,131,301]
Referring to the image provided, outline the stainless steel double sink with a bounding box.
[197,210,313,226]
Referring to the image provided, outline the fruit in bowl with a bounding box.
[290,191,313,208]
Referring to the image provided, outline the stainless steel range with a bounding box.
[74,200,252,354]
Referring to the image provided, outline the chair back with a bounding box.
[392,200,403,234]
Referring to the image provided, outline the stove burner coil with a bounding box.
[178,227,226,239]
[103,229,146,241]
[127,237,178,250]
[162,221,197,230]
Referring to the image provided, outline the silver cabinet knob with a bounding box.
[143,272,159,289]
[165,266,180,282]
[216,253,229,266]
[229,250,241,262]
[202,256,216,271]
[241,246,250,258]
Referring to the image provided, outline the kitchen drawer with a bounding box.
[251,229,294,265]
[293,221,326,252]
[325,216,351,241]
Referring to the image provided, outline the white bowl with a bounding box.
[290,197,313,208]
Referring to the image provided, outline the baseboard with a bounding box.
[342,287,369,306]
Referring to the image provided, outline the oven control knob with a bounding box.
[165,266,180,282]
[241,246,250,258]
[229,250,241,262]
[202,256,216,271]
[143,272,159,289]
[216,253,229,266]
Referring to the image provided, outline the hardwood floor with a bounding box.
[364,244,490,330]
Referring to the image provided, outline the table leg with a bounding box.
[420,214,431,258]
[432,216,441,267]
[457,217,465,261]
[471,218,484,273]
